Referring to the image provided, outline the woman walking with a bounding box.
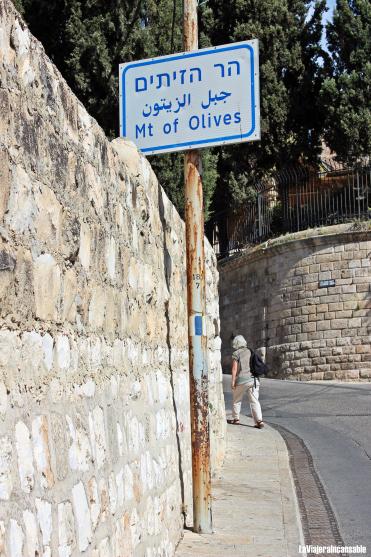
[228,335,264,428]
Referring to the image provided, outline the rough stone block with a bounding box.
[302,322,316,333]
[0,150,10,221]
[54,335,70,372]
[42,333,54,372]
[105,236,116,280]
[58,501,76,556]
[0,330,21,369]
[330,319,348,329]
[87,477,101,530]
[6,165,37,235]
[337,278,352,286]
[89,406,107,469]
[321,295,340,304]
[323,312,335,320]
[311,372,324,380]
[62,268,77,322]
[0,383,7,417]
[356,345,370,354]
[8,520,24,557]
[32,415,54,489]
[66,414,91,472]
[309,264,320,273]
[79,223,91,270]
[35,498,52,547]
[88,287,106,330]
[0,436,13,500]
[317,321,331,331]
[342,251,354,260]
[49,413,69,481]
[301,306,316,315]
[341,328,358,337]
[23,511,39,557]
[72,482,92,552]
[298,373,312,381]
[356,284,369,292]
[35,185,62,249]
[334,309,353,318]
[341,284,356,294]
[323,330,339,339]
[348,318,362,328]
[320,262,333,271]
[345,370,360,380]
[328,302,343,312]
[15,421,34,493]
[33,254,61,321]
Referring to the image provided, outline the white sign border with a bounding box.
[119,40,260,155]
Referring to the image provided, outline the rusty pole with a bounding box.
[183,0,213,534]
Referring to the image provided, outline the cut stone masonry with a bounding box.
[219,227,371,381]
[0,1,226,555]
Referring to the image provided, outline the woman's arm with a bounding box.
[231,359,238,390]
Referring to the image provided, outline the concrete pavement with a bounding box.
[175,412,305,557]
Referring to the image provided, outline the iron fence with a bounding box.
[208,160,371,258]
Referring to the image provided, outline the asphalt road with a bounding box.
[224,378,371,552]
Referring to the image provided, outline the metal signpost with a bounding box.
[119,1,260,534]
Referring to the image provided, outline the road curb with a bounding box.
[271,424,348,557]
[266,423,307,557]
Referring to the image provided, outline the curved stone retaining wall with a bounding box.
[219,226,371,381]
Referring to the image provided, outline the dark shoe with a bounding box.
[227,419,240,425]
[254,421,264,429]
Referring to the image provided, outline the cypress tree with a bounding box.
[199,0,327,211]
[320,0,371,161]
[13,0,218,219]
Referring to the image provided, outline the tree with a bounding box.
[320,0,371,161]
[136,0,218,218]
[199,0,327,211]
[12,0,218,219]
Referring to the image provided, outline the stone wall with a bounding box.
[0,2,226,555]
[219,226,371,381]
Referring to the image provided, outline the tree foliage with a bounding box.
[14,0,218,217]
[12,0,367,217]
[320,0,371,161]
[199,0,327,210]
[16,0,182,137]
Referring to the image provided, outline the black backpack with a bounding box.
[249,349,268,380]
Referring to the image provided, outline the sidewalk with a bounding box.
[175,412,305,557]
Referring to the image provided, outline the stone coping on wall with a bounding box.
[218,223,371,271]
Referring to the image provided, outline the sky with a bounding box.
[307,0,336,43]
[322,0,337,49]
[324,0,336,24]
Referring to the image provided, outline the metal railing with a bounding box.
[208,160,371,258]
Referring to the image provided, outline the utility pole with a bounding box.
[183,0,213,534]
